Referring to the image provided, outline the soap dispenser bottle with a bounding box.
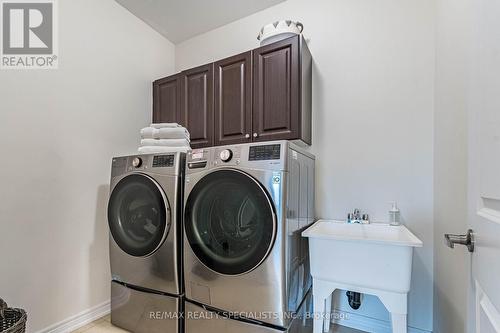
[389,202,401,226]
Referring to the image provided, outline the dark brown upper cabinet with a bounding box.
[214,51,252,146]
[152,35,312,148]
[153,74,182,124]
[180,64,214,149]
[253,36,311,144]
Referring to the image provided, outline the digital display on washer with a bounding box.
[248,144,281,161]
[152,155,174,168]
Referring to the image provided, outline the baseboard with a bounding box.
[35,300,111,333]
[33,300,433,333]
[332,309,432,333]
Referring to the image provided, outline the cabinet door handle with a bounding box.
[253,133,258,138]
[245,134,250,139]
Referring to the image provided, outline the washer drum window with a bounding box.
[185,170,276,275]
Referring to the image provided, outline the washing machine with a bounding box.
[107,152,185,333]
[183,141,315,329]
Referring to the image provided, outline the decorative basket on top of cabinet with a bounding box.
[0,298,27,333]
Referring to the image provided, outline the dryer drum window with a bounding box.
[108,174,169,257]
[185,170,276,275]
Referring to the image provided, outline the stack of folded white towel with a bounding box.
[138,123,191,154]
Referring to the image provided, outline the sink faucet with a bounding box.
[353,209,361,221]
[347,209,370,224]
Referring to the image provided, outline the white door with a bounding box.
[465,0,500,331]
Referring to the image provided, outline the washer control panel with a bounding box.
[249,144,281,161]
[152,154,174,168]
[186,142,287,173]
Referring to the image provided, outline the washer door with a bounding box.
[185,169,276,275]
[108,174,170,257]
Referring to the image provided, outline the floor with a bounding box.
[72,315,127,333]
[331,325,366,333]
[72,315,365,333]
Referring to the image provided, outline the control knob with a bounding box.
[132,157,142,168]
[219,149,233,162]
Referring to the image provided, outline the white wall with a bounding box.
[433,0,470,331]
[0,0,175,332]
[176,0,435,331]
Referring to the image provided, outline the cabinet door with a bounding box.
[214,52,252,146]
[253,36,300,141]
[181,64,214,149]
[153,74,182,124]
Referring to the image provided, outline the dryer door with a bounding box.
[108,174,170,257]
[185,169,276,275]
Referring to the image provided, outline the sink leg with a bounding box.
[312,279,333,333]
[323,294,332,332]
[313,278,337,333]
[377,291,408,333]
[391,313,407,333]
[313,293,325,333]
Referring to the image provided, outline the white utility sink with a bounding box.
[302,220,423,333]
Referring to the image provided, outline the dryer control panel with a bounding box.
[111,152,185,179]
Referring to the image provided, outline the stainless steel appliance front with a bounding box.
[184,289,313,333]
[183,141,315,328]
[108,152,185,295]
[111,281,181,333]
